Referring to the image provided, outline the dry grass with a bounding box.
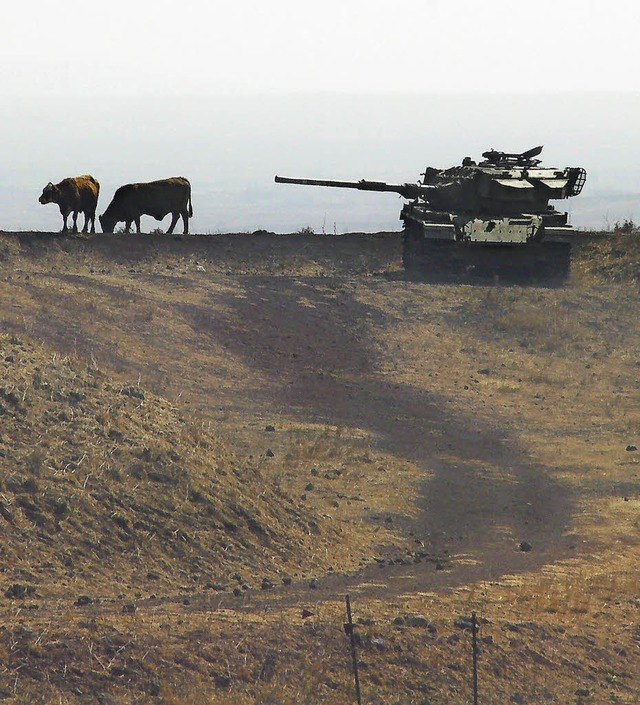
[0,333,348,602]
[0,230,639,704]
[572,231,640,284]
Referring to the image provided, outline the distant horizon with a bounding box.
[1,92,638,234]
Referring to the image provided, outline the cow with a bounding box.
[99,177,193,235]
[38,175,100,234]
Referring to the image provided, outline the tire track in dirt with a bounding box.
[175,275,574,594]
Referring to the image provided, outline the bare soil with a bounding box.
[0,230,638,705]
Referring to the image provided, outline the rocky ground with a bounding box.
[0,229,638,704]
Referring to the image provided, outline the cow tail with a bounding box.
[188,190,193,218]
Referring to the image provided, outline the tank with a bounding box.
[275,146,587,281]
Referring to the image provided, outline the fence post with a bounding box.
[344,594,362,705]
[471,611,479,705]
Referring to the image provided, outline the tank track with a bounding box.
[402,225,572,285]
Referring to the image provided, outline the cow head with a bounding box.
[99,213,117,233]
[39,182,56,205]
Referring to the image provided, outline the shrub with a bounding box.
[613,218,637,234]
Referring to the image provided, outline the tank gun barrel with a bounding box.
[275,175,430,200]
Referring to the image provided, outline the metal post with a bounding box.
[345,594,362,705]
[471,611,479,705]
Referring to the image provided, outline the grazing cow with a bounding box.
[99,177,193,234]
[39,175,100,234]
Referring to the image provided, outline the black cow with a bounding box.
[39,175,100,233]
[99,177,193,234]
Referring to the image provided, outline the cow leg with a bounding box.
[82,212,89,234]
[125,221,132,234]
[135,218,141,234]
[167,213,179,235]
[71,211,79,234]
[182,210,189,235]
[89,213,96,234]
[59,205,68,233]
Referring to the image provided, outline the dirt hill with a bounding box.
[0,332,342,599]
[0,230,638,705]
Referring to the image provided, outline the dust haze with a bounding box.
[2,91,639,234]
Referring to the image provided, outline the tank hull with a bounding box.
[402,210,574,284]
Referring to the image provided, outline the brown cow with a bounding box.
[99,177,193,235]
[39,175,100,234]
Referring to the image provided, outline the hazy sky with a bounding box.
[1,1,639,232]
[3,1,639,96]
